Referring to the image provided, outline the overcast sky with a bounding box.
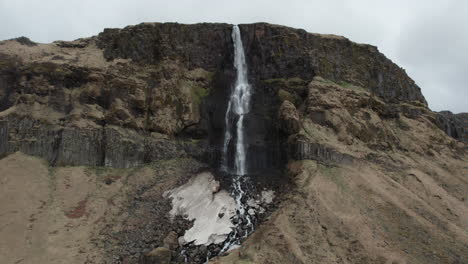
[1,0,466,113]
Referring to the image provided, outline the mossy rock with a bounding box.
[338,81,367,92]
[278,89,302,107]
[191,85,210,106]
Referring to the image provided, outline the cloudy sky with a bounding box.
[1,0,466,113]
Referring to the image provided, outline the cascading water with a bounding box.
[222,25,251,175]
[220,25,254,252]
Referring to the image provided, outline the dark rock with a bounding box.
[436,111,468,143]
[97,23,234,71]
[278,100,301,135]
[142,247,171,264]
[0,117,200,168]
[289,134,354,165]
[162,231,178,250]
[54,39,90,48]
[239,23,427,105]
[96,22,427,105]
[10,36,37,46]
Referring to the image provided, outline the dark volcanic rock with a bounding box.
[436,111,468,143]
[289,134,354,165]
[0,117,201,168]
[97,23,234,71]
[239,23,427,105]
[96,22,427,105]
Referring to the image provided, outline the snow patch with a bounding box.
[164,172,236,246]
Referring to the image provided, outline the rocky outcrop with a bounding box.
[10,36,37,46]
[278,100,301,135]
[288,135,354,165]
[436,111,468,143]
[96,22,427,105]
[0,117,203,168]
[97,23,234,71]
[240,23,427,105]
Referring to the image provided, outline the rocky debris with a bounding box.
[436,111,468,143]
[162,231,179,250]
[278,100,301,134]
[142,247,172,264]
[96,158,205,264]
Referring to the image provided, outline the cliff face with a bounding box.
[0,22,431,169]
[436,111,468,143]
[0,23,467,264]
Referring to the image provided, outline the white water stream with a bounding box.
[220,25,254,253]
[222,25,252,176]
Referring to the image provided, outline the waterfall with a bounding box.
[219,25,255,252]
[222,25,252,176]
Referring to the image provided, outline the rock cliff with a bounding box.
[0,22,433,169]
[0,22,466,264]
[436,111,468,143]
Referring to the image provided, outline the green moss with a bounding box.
[278,89,294,102]
[338,81,367,92]
[278,89,301,106]
[317,78,338,86]
[262,78,286,85]
[191,85,210,107]
[206,71,215,81]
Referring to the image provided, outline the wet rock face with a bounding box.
[436,111,468,143]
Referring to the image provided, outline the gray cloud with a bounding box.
[0,0,466,112]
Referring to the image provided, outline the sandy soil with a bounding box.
[0,152,200,264]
